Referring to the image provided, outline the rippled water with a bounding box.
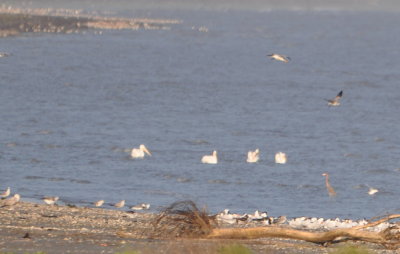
[1,9,400,219]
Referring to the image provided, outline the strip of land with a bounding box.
[0,201,397,253]
[0,6,181,37]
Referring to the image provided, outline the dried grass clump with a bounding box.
[152,200,215,238]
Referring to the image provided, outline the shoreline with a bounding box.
[0,201,397,253]
[0,6,181,37]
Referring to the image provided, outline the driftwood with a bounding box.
[152,201,400,249]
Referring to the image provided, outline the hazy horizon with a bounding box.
[3,0,400,12]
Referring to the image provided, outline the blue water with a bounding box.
[1,8,400,219]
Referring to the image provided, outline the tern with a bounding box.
[267,53,290,63]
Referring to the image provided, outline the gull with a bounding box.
[43,196,59,205]
[131,144,152,159]
[267,53,291,63]
[1,194,20,207]
[131,203,150,210]
[0,52,10,58]
[325,90,343,106]
[0,187,10,199]
[246,149,260,163]
[367,186,379,195]
[322,173,336,197]
[114,200,125,208]
[201,150,218,164]
[94,200,104,207]
[275,152,287,164]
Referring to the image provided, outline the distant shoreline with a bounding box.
[0,7,181,37]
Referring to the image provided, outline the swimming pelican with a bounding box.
[0,187,10,198]
[322,173,336,197]
[267,53,291,63]
[131,144,152,159]
[275,152,287,164]
[114,200,125,208]
[247,149,260,163]
[325,90,343,106]
[43,196,59,205]
[201,150,218,164]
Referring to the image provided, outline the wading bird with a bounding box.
[114,200,125,208]
[322,173,336,197]
[43,196,59,205]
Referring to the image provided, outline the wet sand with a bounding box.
[0,201,397,253]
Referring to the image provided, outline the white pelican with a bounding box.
[94,199,104,207]
[0,187,10,198]
[43,196,59,205]
[131,144,152,159]
[267,53,291,63]
[275,152,287,164]
[114,200,125,208]
[322,173,336,197]
[325,90,343,106]
[246,148,260,163]
[201,150,218,164]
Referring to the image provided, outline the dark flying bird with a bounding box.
[326,90,343,106]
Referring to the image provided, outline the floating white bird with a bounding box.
[43,196,59,205]
[94,200,105,207]
[131,144,152,159]
[246,149,260,163]
[131,203,150,210]
[325,90,343,106]
[267,53,291,63]
[114,200,125,208]
[368,186,379,195]
[201,150,218,164]
[322,173,336,197]
[1,194,20,207]
[0,187,10,198]
[275,152,287,164]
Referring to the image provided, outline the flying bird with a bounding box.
[326,90,343,106]
[201,150,218,164]
[131,144,152,159]
[322,173,336,197]
[267,53,291,63]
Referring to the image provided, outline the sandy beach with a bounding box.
[0,201,397,253]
